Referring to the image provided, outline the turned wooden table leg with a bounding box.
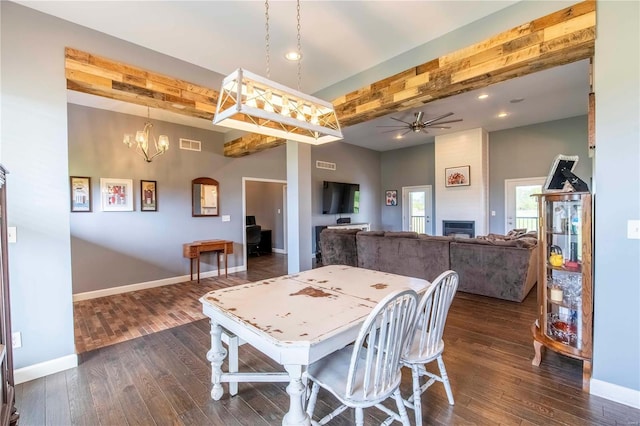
[532,340,544,366]
[582,359,592,392]
[207,321,227,400]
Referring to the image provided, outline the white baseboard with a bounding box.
[273,248,286,254]
[591,378,640,409]
[14,354,78,384]
[73,265,245,302]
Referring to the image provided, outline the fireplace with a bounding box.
[443,220,475,238]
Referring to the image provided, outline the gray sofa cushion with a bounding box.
[356,233,450,282]
[450,241,538,302]
[319,229,359,266]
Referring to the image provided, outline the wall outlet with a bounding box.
[12,331,21,349]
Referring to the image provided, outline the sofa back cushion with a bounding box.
[449,241,538,302]
[319,229,359,266]
[357,233,450,281]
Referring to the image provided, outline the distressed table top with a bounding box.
[200,265,430,364]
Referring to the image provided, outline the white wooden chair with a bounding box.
[305,288,419,426]
[401,270,459,426]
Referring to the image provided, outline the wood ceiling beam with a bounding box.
[224,0,595,157]
[64,1,595,158]
[65,47,218,121]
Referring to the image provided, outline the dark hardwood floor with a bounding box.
[17,254,640,425]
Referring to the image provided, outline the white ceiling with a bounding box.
[19,0,590,151]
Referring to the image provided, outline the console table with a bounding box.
[183,239,233,282]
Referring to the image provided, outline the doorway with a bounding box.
[402,185,433,235]
[243,178,288,270]
[505,177,545,232]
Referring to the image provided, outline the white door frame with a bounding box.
[504,177,545,232]
[401,185,433,235]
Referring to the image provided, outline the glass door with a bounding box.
[505,177,545,232]
[402,185,432,234]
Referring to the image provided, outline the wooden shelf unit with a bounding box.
[531,192,593,392]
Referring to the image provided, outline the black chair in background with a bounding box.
[246,225,262,256]
[246,215,257,226]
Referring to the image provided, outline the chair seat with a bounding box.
[307,346,402,406]
[403,338,444,364]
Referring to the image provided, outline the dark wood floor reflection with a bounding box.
[18,254,640,425]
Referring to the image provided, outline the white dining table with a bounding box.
[200,265,430,426]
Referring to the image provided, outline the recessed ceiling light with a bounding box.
[510,98,525,103]
[498,112,508,118]
[284,51,302,61]
[395,135,404,140]
[172,103,186,110]
[478,94,489,100]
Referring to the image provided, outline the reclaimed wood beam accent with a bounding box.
[224,0,595,158]
[65,47,218,121]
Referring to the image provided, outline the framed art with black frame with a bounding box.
[141,180,157,211]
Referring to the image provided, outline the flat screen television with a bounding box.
[322,181,360,214]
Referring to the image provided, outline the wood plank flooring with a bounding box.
[17,254,640,425]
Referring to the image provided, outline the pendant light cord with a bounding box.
[296,0,302,91]
[265,0,270,79]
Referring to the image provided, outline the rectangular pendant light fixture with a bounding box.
[213,68,342,145]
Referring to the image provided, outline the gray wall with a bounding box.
[380,143,436,231]
[311,142,382,252]
[489,115,591,234]
[592,0,640,396]
[68,104,286,294]
[246,181,286,250]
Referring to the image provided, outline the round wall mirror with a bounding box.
[192,177,219,217]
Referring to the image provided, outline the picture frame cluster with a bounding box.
[70,176,158,212]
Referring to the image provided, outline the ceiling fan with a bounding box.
[377,111,463,136]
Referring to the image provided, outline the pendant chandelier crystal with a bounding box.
[213,0,342,145]
[123,107,170,163]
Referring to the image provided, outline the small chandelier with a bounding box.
[123,107,170,162]
[213,0,342,145]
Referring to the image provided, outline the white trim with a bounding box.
[273,248,286,254]
[73,266,245,302]
[14,354,78,384]
[590,378,640,409]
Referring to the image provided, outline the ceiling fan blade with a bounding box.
[390,117,413,125]
[420,129,430,134]
[426,126,451,129]
[422,112,454,125]
[401,129,413,136]
[426,118,463,126]
[376,125,409,128]
[381,128,403,134]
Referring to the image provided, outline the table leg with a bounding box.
[217,251,221,277]
[197,254,201,283]
[282,364,310,426]
[189,258,194,281]
[224,246,228,277]
[207,321,227,400]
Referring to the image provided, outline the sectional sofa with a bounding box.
[319,229,538,302]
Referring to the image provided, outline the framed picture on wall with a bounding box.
[445,165,471,187]
[100,178,133,211]
[141,180,157,211]
[70,176,92,212]
[385,190,398,206]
